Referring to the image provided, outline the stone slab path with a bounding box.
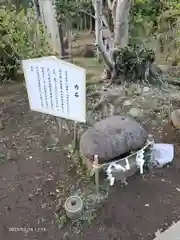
[153,221,180,240]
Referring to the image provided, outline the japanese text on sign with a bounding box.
[22,56,86,122]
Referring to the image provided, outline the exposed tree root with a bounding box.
[92,96,105,112]
[88,85,125,117]
[167,79,180,87]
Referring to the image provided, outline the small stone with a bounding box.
[171,109,180,129]
[155,229,162,237]
[128,108,141,118]
[28,194,33,200]
[123,100,132,106]
[6,149,17,161]
[34,187,43,196]
[49,192,55,196]
[6,206,11,211]
[145,204,150,207]
[143,86,150,92]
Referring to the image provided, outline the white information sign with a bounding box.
[22,56,86,122]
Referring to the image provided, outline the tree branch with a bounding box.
[1,36,22,64]
[111,0,117,24]
[167,79,180,87]
[97,39,113,69]
[107,0,112,10]
[102,15,110,29]
[93,0,113,68]
[92,0,112,34]
[80,10,95,19]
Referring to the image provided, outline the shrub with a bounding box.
[0,7,52,83]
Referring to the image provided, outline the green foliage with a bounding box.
[55,0,91,24]
[156,3,180,63]
[0,0,33,13]
[55,0,79,22]
[130,0,180,64]
[0,7,52,82]
[130,0,180,38]
[130,0,164,38]
[132,0,163,22]
[55,185,109,230]
[112,46,162,83]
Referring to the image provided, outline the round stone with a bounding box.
[64,196,83,219]
[80,115,148,164]
[128,107,142,118]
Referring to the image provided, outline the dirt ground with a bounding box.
[0,79,180,240]
[1,32,180,240]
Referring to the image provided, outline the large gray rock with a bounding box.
[80,115,148,164]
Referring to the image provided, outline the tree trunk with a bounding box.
[95,0,101,61]
[32,0,40,49]
[95,0,112,68]
[38,0,63,55]
[67,20,72,61]
[114,0,132,47]
[80,18,83,31]
[92,0,112,36]
[89,15,93,33]
[84,15,87,31]
[93,0,133,77]
[58,24,65,57]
